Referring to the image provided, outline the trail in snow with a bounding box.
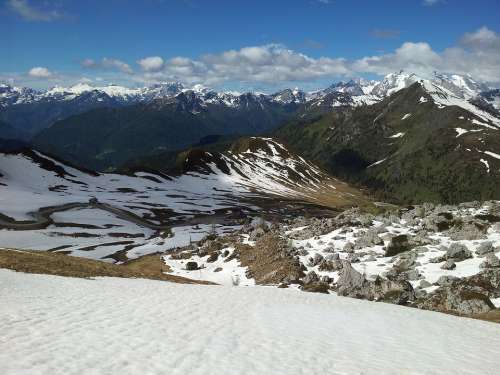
[0,269,499,375]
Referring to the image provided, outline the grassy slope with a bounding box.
[0,249,213,284]
[275,83,500,204]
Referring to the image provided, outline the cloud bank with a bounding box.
[6,27,500,89]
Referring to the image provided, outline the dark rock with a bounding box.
[385,235,413,257]
[185,261,198,271]
[440,260,456,270]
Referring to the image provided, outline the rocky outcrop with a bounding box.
[336,261,415,305]
[415,287,494,315]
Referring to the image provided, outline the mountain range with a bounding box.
[2,71,500,204]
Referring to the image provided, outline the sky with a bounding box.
[2,0,500,92]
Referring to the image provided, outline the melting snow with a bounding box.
[389,132,405,138]
[480,159,490,173]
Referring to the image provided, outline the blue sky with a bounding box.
[2,0,500,91]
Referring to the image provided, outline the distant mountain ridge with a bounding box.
[2,71,499,138]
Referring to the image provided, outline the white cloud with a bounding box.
[137,56,165,72]
[136,44,350,86]
[5,27,500,90]
[28,67,52,78]
[81,58,133,74]
[7,0,63,22]
[352,26,500,84]
[422,0,443,6]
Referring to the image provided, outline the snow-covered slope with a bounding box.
[1,268,499,375]
[0,138,365,259]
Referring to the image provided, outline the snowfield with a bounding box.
[1,269,499,375]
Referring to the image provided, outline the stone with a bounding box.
[415,287,494,315]
[303,271,319,284]
[476,241,494,256]
[354,229,383,249]
[336,261,415,304]
[343,242,355,253]
[248,227,266,241]
[206,252,219,263]
[325,253,340,261]
[440,260,456,270]
[185,261,198,271]
[385,235,413,257]
[307,253,324,267]
[419,280,432,288]
[480,253,500,269]
[436,275,459,286]
[445,243,472,262]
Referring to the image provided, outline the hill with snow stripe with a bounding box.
[0,138,367,260]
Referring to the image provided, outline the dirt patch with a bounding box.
[0,248,213,284]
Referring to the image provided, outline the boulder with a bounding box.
[436,275,459,286]
[385,235,413,257]
[302,282,330,294]
[440,260,456,270]
[343,242,355,253]
[476,241,494,256]
[336,261,415,304]
[325,253,340,261]
[445,243,472,262]
[303,271,319,284]
[185,261,198,271]
[415,287,494,315]
[354,229,383,249]
[419,280,432,288]
[248,227,266,241]
[307,253,324,267]
[480,253,500,269]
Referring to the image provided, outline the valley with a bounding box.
[2,70,500,373]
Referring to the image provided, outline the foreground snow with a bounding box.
[1,269,499,375]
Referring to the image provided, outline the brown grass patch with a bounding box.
[0,248,213,284]
[471,309,500,324]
